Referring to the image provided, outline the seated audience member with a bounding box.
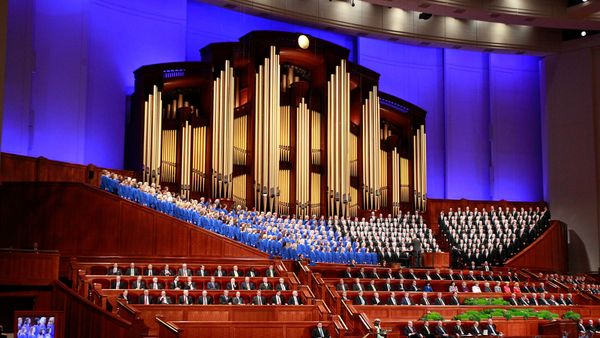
[529,293,540,306]
[433,292,445,305]
[512,282,521,294]
[132,275,146,290]
[370,267,381,279]
[404,320,422,338]
[386,291,398,305]
[258,277,272,290]
[470,321,482,336]
[382,278,394,291]
[108,263,122,276]
[341,267,353,278]
[566,293,574,305]
[341,291,349,302]
[144,264,156,276]
[420,320,434,338]
[207,276,220,290]
[408,269,419,280]
[354,290,367,305]
[288,290,302,305]
[371,292,383,305]
[177,263,192,277]
[586,319,596,334]
[460,281,469,292]
[139,289,153,305]
[125,262,139,276]
[449,291,461,305]
[275,277,288,291]
[219,290,231,304]
[353,278,364,291]
[485,318,502,336]
[252,290,266,305]
[472,282,482,293]
[448,281,458,293]
[483,282,492,293]
[111,276,127,290]
[241,276,255,290]
[246,267,258,277]
[157,290,172,304]
[197,290,212,305]
[493,282,502,293]
[230,265,242,277]
[502,282,511,293]
[148,277,163,290]
[432,268,443,280]
[232,291,244,305]
[397,278,406,291]
[270,290,286,305]
[409,280,419,291]
[537,282,547,293]
[183,276,196,290]
[195,265,208,276]
[434,320,449,337]
[265,264,277,277]
[401,292,413,305]
[453,319,467,337]
[538,293,549,305]
[367,279,378,291]
[214,265,226,277]
[170,276,182,290]
[226,278,238,290]
[518,294,530,306]
[423,282,433,292]
[312,322,331,338]
[159,264,173,276]
[547,294,559,306]
[508,293,519,306]
[577,319,587,337]
[357,267,367,279]
[467,271,477,281]
[419,292,431,305]
[118,290,130,304]
[179,289,194,305]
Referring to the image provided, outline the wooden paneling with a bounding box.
[0,182,268,260]
[0,251,59,285]
[422,252,449,268]
[169,321,336,338]
[505,221,568,273]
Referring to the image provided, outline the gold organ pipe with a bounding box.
[143,102,149,182]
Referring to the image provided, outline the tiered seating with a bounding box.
[439,205,550,266]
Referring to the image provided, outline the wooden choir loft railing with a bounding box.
[0,152,135,186]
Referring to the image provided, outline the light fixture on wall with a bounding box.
[581,31,587,37]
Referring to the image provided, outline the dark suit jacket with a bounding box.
[178,295,194,305]
[219,295,231,304]
[230,270,242,277]
[404,325,418,337]
[232,296,244,305]
[195,269,208,276]
[419,297,431,305]
[275,283,288,291]
[170,281,182,289]
[144,269,156,276]
[311,327,331,338]
[207,282,220,290]
[366,284,377,291]
[131,280,146,289]
[251,296,267,305]
[421,325,434,338]
[117,295,131,304]
[159,269,173,276]
[354,296,367,305]
[258,282,272,290]
[111,281,127,289]
[288,296,302,305]
[386,297,398,305]
[400,297,412,305]
[213,269,226,277]
[371,297,383,305]
[157,296,172,304]
[448,296,460,305]
[107,267,122,275]
[470,326,482,336]
[382,284,393,292]
[352,284,363,291]
[183,282,197,290]
[124,268,139,276]
[434,297,445,305]
[453,325,466,336]
[138,294,154,305]
[225,282,238,290]
[336,283,348,291]
[265,268,277,277]
[197,295,213,305]
[508,298,518,306]
[246,270,258,277]
[241,282,255,290]
[486,324,499,336]
[270,294,286,305]
[177,268,192,277]
[434,325,448,336]
[148,282,163,290]
[341,272,353,278]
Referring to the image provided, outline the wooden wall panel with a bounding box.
[190,230,223,257]
[505,221,568,273]
[119,203,156,256]
[0,154,37,181]
[0,251,59,285]
[171,321,333,338]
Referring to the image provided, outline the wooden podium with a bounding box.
[423,252,449,268]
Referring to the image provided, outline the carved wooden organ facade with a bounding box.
[127,31,426,217]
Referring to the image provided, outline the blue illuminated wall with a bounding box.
[2,0,543,201]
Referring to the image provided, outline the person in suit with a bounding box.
[397,278,406,292]
[118,290,130,304]
[370,268,381,279]
[177,264,192,277]
[371,292,383,305]
[536,282,547,293]
[219,290,231,304]
[386,291,398,305]
[232,291,244,305]
[585,319,596,334]
[197,290,213,305]
[367,279,378,291]
[148,277,162,290]
[566,293,574,305]
[157,290,172,304]
[409,280,419,291]
[419,292,431,305]
[312,322,331,338]
[241,276,255,290]
[357,267,367,279]
[132,275,146,290]
[354,290,367,305]
[485,318,502,336]
[230,265,242,277]
[207,276,220,290]
[467,271,477,281]
[275,277,288,291]
[108,263,122,276]
[214,265,226,277]
[288,290,302,305]
[448,291,460,305]
[336,278,349,291]
[538,293,549,305]
[529,293,540,306]
[382,278,394,292]
[470,321,482,336]
[179,289,194,305]
[408,269,419,280]
[138,289,153,305]
[433,292,445,305]
[404,320,422,338]
[251,290,267,305]
[374,319,389,338]
[353,278,364,291]
[265,264,277,277]
[434,321,449,337]
[518,294,530,305]
[144,264,156,276]
[453,320,467,337]
[159,264,173,276]
[246,267,257,277]
[125,262,139,276]
[183,276,196,290]
[170,276,182,290]
[420,321,434,338]
[258,277,272,290]
[400,292,412,305]
[508,293,519,306]
[195,265,208,277]
[270,290,286,305]
[341,267,353,278]
[460,282,470,293]
[412,238,422,267]
[111,276,127,289]
[226,278,238,290]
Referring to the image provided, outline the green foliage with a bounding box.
[463,298,510,306]
[452,308,560,322]
[562,311,581,320]
[420,312,444,321]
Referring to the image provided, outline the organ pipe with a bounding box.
[161,130,177,183]
[254,46,281,213]
[192,126,207,192]
[212,60,235,199]
[142,85,163,185]
[327,60,350,217]
[233,174,247,207]
[311,111,321,166]
[234,116,248,166]
[349,133,357,177]
[413,125,427,211]
[296,99,310,217]
[361,86,381,211]
[380,149,387,209]
[310,173,321,216]
[280,106,291,162]
[181,121,192,198]
[392,148,400,216]
[278,169,290,215]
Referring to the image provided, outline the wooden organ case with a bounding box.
[126,31,426,217]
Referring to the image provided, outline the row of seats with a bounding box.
[336,266,522,282]
[101,262,278,277]
[331,278,551,293]
[94,276,290,291]
[111,289,303,305]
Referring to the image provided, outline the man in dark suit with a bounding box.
[354,290,367,305]
[288,290,302,305]
[275,277,288,291]
[138,289,153,305]
[118,290,131,304]
[195,265,208,277]
[246,267,258,277]
[232,291,244,305]
[470,321,482,336]
[159,264,173,276]
[485,319,502,336]
[382,278,394,292]
[370,268,380,279]
[241,276,255,290]
[170,276,182,290]
[157,290,172,304]
[341,267,353,278]
[577,319,587,336]
[111,276,127,289]
[536,282,547,293]
[434,321,449,337]
[131,276,146,290]
[219,290,231,304]
[148,277,163,290]
[144,264,156,276]
[183,276,196,290]
[386,291,398,305]
[366,280,378,292]
[197,290,213,305]
[404,321,422,338]
[371,292,383,305]
[207,276,220,290]
[420,321,433,338]
[251,290,267,305]
[412,238,422,267]
[177,264,192,277]
[433,292,445,305]
[448,292,460,305]
[230,265,242,277]
[508,293,519,306]
[357,268,367,279]
[226,278,238,290]
[432,268,443,280]
[419,292,431,306]
[518,294,530,305]
[336,278,348,291]
[408,269,419,280]
[312,322,331,338]
[108,263,122,276]
[352,278,364,291]
[453,320,467,337]
[400,292,412,305]
[265,264,277,277]
[214,265,226,277]
[529,293,540,306]
[258,277,272,290]
[179,289,194,305]
[125,262,139,276]
[270,290,286,305]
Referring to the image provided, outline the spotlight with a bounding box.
[419,12,433,20]
[581,31,587,37]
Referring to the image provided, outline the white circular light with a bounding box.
[298,35,310,49]
[581,31,587,37]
